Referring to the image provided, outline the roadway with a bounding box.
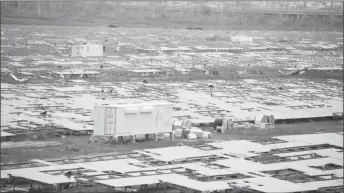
[15,0,344,2]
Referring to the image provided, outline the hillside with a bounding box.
[1,1,343,31]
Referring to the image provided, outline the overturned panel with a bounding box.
[139,146,216,162]
[95,175,162,188]
[156,173,232,192]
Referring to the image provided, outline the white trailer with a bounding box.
[71,43,103,57]
[91,102,173,142]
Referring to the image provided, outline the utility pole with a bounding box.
[47,2,51,19]
[152,0,157,18]
[220,2,224,24]
[117,0,121,15]
[37,2,41,17]
[80,1,84,15]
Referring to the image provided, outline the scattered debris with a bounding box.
[109,24,120,28]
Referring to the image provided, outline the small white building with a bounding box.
[175,68,191,76]
[71,43,103,57]
[116,43,135,53]
[91,101,173,138]
[231,36,254,43]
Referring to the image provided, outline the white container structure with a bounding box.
[91,102,173,141]
[71,44,103,57]
[231,36,253,43]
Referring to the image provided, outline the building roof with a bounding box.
[1,131,15,137]
[95,175,161,187]
[94,101,171,109]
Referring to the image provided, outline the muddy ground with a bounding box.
[1,121,343,193]
[2,120,343,163]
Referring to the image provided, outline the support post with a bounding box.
[330,15,335,24]
[47,2,51,19]
[12,177,16,191]
[108,186,116,192]
[152,1,155,17]
[108,136,118,144]
[220,2,224,23]
[131,135,136,143]
[117,1,121,15]
[56,184,61,192]
[88,135,95,144]
[300,14,305,23]
[154,133,158,141]
[170,131,174,141]
[80,1,84,15]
